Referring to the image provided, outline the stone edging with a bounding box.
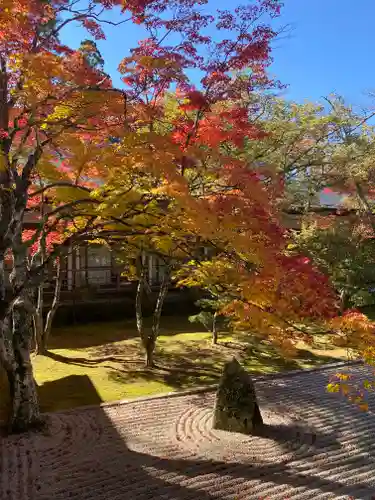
[46,359,363,417]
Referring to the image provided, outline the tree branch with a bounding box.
[29,182,92,197]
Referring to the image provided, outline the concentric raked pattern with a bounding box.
[1,363,375,499]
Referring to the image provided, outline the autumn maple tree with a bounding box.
[285,97,375,408]
[163,92,339,353]
[233,93,375,407]
[114,216,187,367]
[2,0,371,433]
[78,1,288,366]
[0,0,288,431]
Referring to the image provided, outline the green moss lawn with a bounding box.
[0,317,351,423]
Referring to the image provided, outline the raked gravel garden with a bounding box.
[1,361,375,500]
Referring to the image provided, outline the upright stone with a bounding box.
[212,357,263,434]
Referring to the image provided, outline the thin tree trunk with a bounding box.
[135,256,171,367]
[33,202,46,355]
[33,273,44,354]
[135,254,147,352]
[339,289,350,316]
[212,311,218,345]
[151,268,170,338]
[146,266,171,367]
[42,258,62,352]
[33,306,44,354]
[136,276,144,340]
[144,337,156,368]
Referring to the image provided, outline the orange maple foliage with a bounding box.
[3,0,372,429]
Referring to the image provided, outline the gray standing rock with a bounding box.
[213,357,263,434]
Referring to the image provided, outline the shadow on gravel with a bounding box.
[30,375,219,500]
[132,452,375,499]
[3,366,374,500]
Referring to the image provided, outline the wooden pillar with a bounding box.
[67,246,73,291]
[148,254,153,286]
[75,247,80,288]
[85,246,89,287]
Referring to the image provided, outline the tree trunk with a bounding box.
[339,289,350,316]
[136,278,144,340]
[135,256,171,368]
[33,212,46,355]
[212,311,218,344]
[136,260,145,344]
[6,366,40,433]
[151,268,170,337]
[0,251,9,324]
[7,230,41,432]
[8,302,41,432]
[33,308,44,355]
[0,253,5,300]
[145,336,156,368]
[41,258,62,352]
[146,267,171,368]
[135,254,154,367]
[0,251,7,332]
[33,279,44,354]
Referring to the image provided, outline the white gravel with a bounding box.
[1,362,375,499]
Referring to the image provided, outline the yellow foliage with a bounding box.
[44,104,74,124]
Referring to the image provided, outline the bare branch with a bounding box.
[29,182,92,198]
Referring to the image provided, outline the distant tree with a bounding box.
[22,224,65,356]
[293,219,375,312]
[189,299,222,345]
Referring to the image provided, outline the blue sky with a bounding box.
[61,0,375,108]
[270,0,375,108]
